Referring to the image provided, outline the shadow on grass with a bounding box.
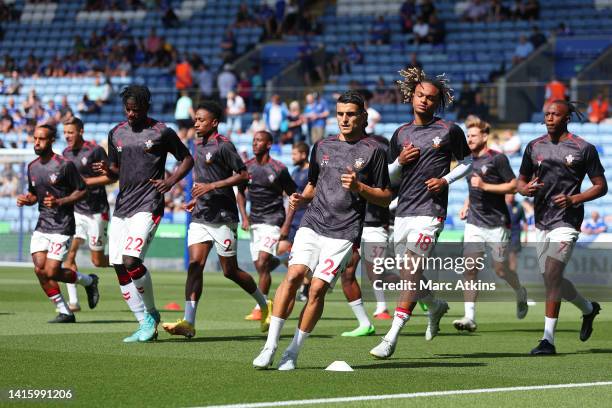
[352,361,487,369]
[158,334,334,343]
[0,312,15,316]
[477,328,578,334]
[81,320,137,324]
[433,351,578,358]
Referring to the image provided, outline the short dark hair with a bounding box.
[292,141,310,155]
[37,124,57,140]
[120,85,151,110]
[337,90,365,113]
[63,116,84,131]
[196,101,223,121]
[255,130,273,143]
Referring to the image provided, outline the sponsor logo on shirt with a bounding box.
[354,157,365,170]
[565,154,574,166]
[432,136,442,149]
[116,139,123,152]
[321,154,330,166]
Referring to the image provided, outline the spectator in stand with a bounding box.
[162,4,180,28]
[220,29,237,63]
[6,96,19,120]
[364,91,381,136]
[197,63,214,101]
[257,4,277,40]
[400,0,416,34]
[226,91,246,139]
[463,0,489,22]
[0,79,6,95]
[0,107,13,134]
[542,76,567,111]
[250,65,264,111]
[512,35,534,65]
[511,0,526,20]
[299,38,325,86]
[237,72,252,109]
[175,55,193,96]
[22,89,41,120]
[327,46,350,76]
[0,171,18,197]
[117,56,132,76]
[471,92,490,122]
[145,28,162,64]
[248,112,266,137]
[281,0,300,35]
[412,16,429,45]
[42,99,59,126]
[78,94,99,114]
[529,25,547,49]
[87,76,112,108]
[347,42,364,65]
[263,94,288,144]
[582,211,608,236]
[524,0,540,20]
[6,70,20,95]
[489,132,503,152]
[588,94,609,124]
[373,77,393,104]
[283,100,305,144]
[555,22,573,37]
[489,0,511,21]
[217,64,238,105]
[405,52,423,71]
[369,15,391,45]
[175,90,195,141]
[419,0,436,21]
[56,95,73,123]
[427,12,446,45]
[303,92,329,144]
[23,54,40,77]
[501,130,521,156]
[234,2,254,28]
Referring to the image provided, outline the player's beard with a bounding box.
[34,146,51,156]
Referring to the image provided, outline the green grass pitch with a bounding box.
[1,266,612,407]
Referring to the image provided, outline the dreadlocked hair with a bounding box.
[120,85,151,110]
[550,100,585,122]
[396,67,454,112]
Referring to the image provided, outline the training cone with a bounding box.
[325,361,354,372]
[164,302,182,311]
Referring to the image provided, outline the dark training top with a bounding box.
[107,118,191,218]
[519,133,605,230]
[389,118,470,219]
[364,135,391,227]
[28,153,86,235]
[467,149,515,228]
[290,165,309,230]
[191,133,246,224]
[300,135,390,244]
[63,141,110,215]
[244,157,296,227]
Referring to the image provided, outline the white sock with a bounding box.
[569,293,593,315]
[384,308,410,343]
[76,272,93,286]
[373,288,387,314]
[254,294,268,310]
[464,301,476,321]
[184,300,198,325]
[349,299,371,328]
[66,283,79,305]
[420,292,435,308]
[250,288,268,310]
[131,270,157,313]
[264,316,285,349]
[286,328,310,354]
[120,282,145,323]
[50,293,71,315]
[543,316,558,344]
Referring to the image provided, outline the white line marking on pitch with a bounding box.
[197,381,612,408]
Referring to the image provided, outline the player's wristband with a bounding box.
[443,157,473,185]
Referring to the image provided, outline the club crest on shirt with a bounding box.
[480,165,488,175]
[321,154,330,166]
[205,151,213,163]
[49,173,58,184]
[81,156,88,166]
[432,136,442,149]
[565,154,574,166]
[268,174,275,183]
[354,157,365,170]
[144,139,154,152]
[536,154,543,166]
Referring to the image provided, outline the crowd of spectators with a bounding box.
[398,0,446,45]
[458,0,540,22]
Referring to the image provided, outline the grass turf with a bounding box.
[1,266,611,407]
